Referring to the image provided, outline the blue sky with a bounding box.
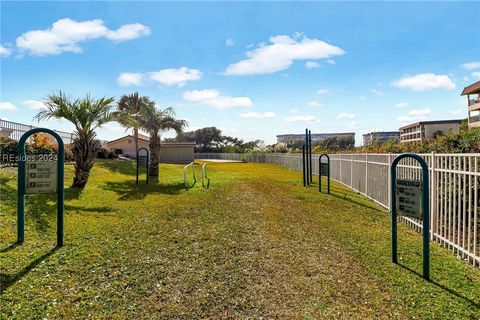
[1,1,479,145]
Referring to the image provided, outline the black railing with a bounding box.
[468,98,480,106]
[469,115,480,123]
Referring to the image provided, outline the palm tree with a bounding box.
[139,104,187,182]
[35,91,116,188]
[116,92,153,156]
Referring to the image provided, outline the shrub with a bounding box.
[0,137,75,164]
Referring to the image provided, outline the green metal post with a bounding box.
[302,144,306,186]
[305,129,309,185]
[319,154,330,194]
[390,153,430,280]
[136,147,149,185]
[18,128,65,247]
[308,130,313,183]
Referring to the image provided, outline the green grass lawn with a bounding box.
[1,159,479,319]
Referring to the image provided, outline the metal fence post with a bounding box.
[365,153,369,196]
[388,153,392,207]
[350,154,353,188]
[430,151,436,241]
[339,153,342,184]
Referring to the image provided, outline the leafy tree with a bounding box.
[116,92,153,157]
[176,127,224,152]
[35,91,116,187]
[139,105,187,182]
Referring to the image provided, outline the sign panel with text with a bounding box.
[25,161,57,194]
[395,179,422,219]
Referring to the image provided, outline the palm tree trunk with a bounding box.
[149,130,160,183]
[133,127,139,159]
[72,133,100,188]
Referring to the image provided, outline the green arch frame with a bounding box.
[17,128,65,247]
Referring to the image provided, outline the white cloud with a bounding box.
[392,73,455,91]
[149,67,202,87]
[409,108,431,116]
[182,89,253,109]
[317,88,332,96]
[0,102,18,111]
[347,121,359,130]
[305,61,320,69]
[358,95,367,101]
[448,109,463,115]
[395,102,408,108]
[117,72,144,86]
[472,72,480,79]
[308,101,322,107]
[337,112,356,119]
[397,108,431,123]
[240,111,275,119]
[0,44,12,57]
[106,23,150,42]
[224,34,345,75]
[325,59,336,65]
[284,115,318,123]
[463,76,469,82]
[461,61,480,70]
[226,38,234,47]
[16,18,150,56]
[370,89,384,96]
[23,99,46,110]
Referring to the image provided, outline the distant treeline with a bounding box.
[171,126,480,154]
[170,127,265,153]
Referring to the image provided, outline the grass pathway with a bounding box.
[1,160,479,319]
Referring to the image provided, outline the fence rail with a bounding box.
[195,152,480,268]
[0,119,73,144]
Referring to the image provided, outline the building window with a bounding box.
[114,149,123,155]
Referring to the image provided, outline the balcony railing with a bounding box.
[469,115,480,123]
[468,98,480,106]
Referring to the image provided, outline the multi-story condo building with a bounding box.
[461,80,480,128]
[276,132,355,144]
[362,131,400,146]
[399,120,462,143]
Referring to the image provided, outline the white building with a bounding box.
[362,131,400,146]
[461,80,480,129]
[399,120,462,143]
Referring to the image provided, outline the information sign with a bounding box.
[395,179,422,219]
[25,161,57,194]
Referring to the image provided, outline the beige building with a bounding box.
[399,120,462,143]
[106,135,195,164]
[159,142,195,164]
[107,135,150,158]
[461,80,480,128]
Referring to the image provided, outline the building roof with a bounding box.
[461,80,480,95]
[162,141,196,146]
[108,135,149,144]
[399,119,463,130]
[108,135,196,146]
[276,132,355,137]
[362,131,399,137]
